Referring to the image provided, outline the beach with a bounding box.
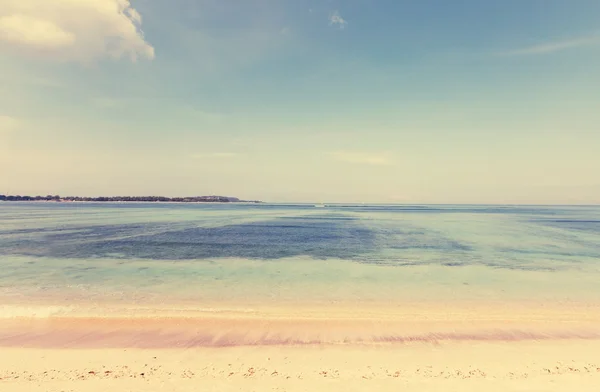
[1,202,599,390]
[4,0,599,388]
[1,300,600,391]
[2,338,600,391]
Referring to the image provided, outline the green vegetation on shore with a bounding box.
[0,195,261,203]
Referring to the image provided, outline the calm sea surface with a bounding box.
[1,202,599,306]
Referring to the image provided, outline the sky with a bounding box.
[0,0,599,204]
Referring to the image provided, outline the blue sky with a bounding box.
[0,0,599,203]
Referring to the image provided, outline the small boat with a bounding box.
[314,204,326,208]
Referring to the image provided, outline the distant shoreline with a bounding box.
[0,195,261,203]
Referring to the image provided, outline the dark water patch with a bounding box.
[442,262,467,267]
[535,219,600,234]
[374,225,473,253]
[0,216,378,261]
[0,227,76,236]
[2,204,599,271]
[388,242,471,251]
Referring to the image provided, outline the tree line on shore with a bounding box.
[0,195,260,203]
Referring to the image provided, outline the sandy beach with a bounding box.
[2,204,599,390]
[3,0,600,385]
[2,341,600,391]
[1,301,600,391]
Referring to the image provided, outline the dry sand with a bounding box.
[2,342,600,391]
[1,301,600,391]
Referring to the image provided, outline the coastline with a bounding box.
[2,285,600,390]
[2,299,600,391]
[0,196,262,203]
[2,203,599,390]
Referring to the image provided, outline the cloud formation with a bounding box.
[329,10,347,29]
[329,151,391,166]
[0,0,155,62]
[500,34,600,56]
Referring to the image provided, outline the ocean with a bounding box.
[1,202,599,310]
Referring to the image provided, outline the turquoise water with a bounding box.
[0,202,599,305]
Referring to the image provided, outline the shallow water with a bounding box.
[0,202,599,306]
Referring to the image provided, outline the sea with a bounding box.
[1,202,599,308]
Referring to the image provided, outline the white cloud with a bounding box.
[329,151,392,166]
[0,115,20,132]
[329,10,347,29]
[0,15,75,48]
[500,34,600,56]
[0,0,155,63]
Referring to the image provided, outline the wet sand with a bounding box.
[1,300,600,347]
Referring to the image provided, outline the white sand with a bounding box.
[2,341,600,391]
[2,301,600,390]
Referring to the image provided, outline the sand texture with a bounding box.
[1,342,600,391]
[2,301,600,391]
